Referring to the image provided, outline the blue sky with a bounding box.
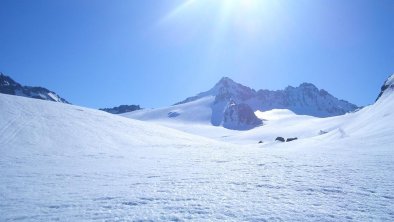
[0,0,393,108]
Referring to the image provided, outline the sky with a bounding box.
[0,0,393,108]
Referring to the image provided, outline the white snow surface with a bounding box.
[1,92,394,221]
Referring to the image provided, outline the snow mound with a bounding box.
[0,94,221,150]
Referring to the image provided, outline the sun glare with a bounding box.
[160,0,280,35]
[159,0,283,60]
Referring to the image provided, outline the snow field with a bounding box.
[1,92,394,221]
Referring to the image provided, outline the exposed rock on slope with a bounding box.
[376,73,394,101]
[100,105,142,114]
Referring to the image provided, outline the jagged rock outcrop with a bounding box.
[376,74,394,101]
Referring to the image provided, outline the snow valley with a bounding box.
[1,73,394,221]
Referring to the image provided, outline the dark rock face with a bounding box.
[0,74,21,94]
[100,105,141,114]
[286,137,298,142]
[319,130,328,135]
[0,73,69,103]
[222,101,262,130]
[275,137,285,142]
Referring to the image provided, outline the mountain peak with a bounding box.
[0,73,19,87]
[212,77,244,92]
[211,77,256,103]
[299,82,318,90]
[174,77,255,105]
[0,73,69,104]
[216,76,235,85]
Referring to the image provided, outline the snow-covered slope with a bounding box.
[0,73,69,103]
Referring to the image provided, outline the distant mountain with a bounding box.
[376,73,394,101]
[125,77,359,131]
[177,77,359,118]
[100,105,142,114]
[0,73,69,103]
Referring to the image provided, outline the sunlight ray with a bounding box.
[159,0,197,24]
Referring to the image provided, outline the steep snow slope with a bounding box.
[1,93,394,221]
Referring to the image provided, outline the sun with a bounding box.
[221,0,263,11]
[159,0,283,54]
